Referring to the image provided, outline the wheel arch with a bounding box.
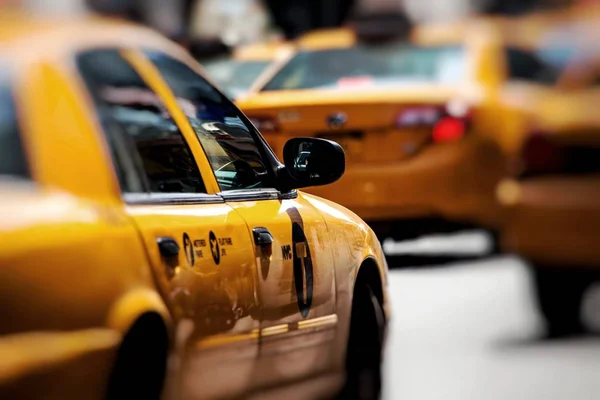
[355,257,385,309]
[105,310,170,399]
[106,288,172,338]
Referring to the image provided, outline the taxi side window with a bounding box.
[76,49,206,194]
[144,51,271,192]
[0,69,29,178]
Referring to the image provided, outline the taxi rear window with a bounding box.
[0,69,29,178]
[262,44,466,91]
[203,59,270,98]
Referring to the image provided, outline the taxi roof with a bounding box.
[0,9,186,62]
[295,28,356,50]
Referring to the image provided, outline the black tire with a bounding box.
[106,313,169,400]
[342,282,386,400]
[530,265,592,338]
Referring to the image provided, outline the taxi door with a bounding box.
[225,193,338,386]
[142,50,338,385]
[75,49,260,399]
[225,196,336,326]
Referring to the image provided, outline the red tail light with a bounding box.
[248,116,279,133]
[432,117,466,142]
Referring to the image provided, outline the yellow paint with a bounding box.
[233,41,295,62]
[0,329,120,384]
[261,325,290,337]
[1,12,389,398]
[297,314,338,329]
[196,330,260,350]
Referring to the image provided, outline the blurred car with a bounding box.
[201,40,294,100]
[236,17,567,238]
[495,12,600,337]
[0,10,389,400]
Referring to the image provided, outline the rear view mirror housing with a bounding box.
[278,138,345,191]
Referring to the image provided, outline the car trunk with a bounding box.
[239,86,463,164]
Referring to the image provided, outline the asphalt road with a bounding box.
[382,256,600,400]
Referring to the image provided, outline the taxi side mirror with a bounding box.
[279,138,345,190]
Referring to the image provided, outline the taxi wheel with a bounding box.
[106,313,169,400]
[342,282,385,400]
[531,266,592,338]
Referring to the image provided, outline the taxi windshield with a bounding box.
[204,59,270,98]
[262,44,466,91]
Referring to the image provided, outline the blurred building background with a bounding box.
[8,0,588,57]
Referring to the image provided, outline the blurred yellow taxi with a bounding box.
[0,10,389,400]
[494,13,600,337]
[238,11,598,238]
[237,18,544,235]
[202,40,294,100]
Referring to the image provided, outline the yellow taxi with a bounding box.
[494,13,600,337]
[236,15,589,237]
[236,22,506,234]
[0,10,389,400]
[202,40,294,100]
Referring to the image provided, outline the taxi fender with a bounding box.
[105,288,172,337]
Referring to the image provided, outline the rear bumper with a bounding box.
[498,175,600,267]
[305,135,505,228]
[0,328,120,399]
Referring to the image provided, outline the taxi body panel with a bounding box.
[0,182,165,398]
[492,8,600,268]
[489,7,600,335]
[0,12,388,399]
[0,328,118,400]
[307,134,504,225]
[497,90,600,267]
[499,176,600,266]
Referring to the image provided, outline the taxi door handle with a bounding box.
[157,236,179,258]
[252,227,273,247]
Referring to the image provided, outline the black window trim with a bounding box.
[124,189,298,205]
[218,188,282,202]
[124,192,224,205]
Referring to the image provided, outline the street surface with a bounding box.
[382,256,600,400]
